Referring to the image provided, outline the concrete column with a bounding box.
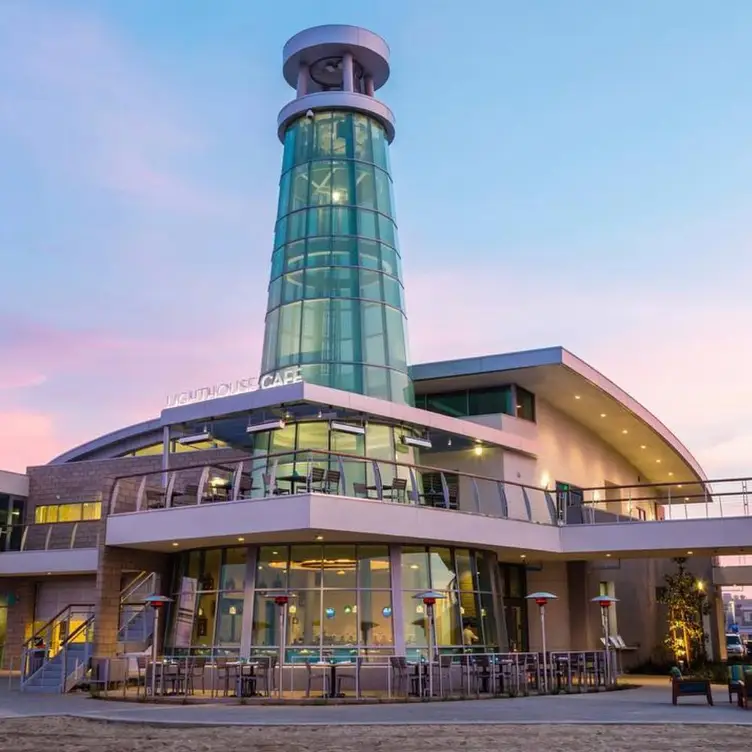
[93,547,124,658]
[342,52,354,92]
[1,578,35,668]
[364,75,375,96]
[566,561,595,650]
[296,64,309,97]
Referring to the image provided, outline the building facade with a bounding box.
[0,25,728,689]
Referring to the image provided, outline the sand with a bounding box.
[0,718,748,752]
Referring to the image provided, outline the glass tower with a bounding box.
[260,26,412,405]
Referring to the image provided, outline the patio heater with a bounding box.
[414,590,445,698]
[264,591,293,699]
[144,594,172,699]
[591,595,619,686]
[525,591,557,693]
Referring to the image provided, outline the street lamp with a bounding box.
[414,590,445,698]
[591,595,618,685]
[263,591,294,699]
[526,591,557,693]
[144,594,172,699]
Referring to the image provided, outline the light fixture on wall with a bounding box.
[473,444,483,456]
[178,425,212,445]
[402,435,432,449]
[246,419,286,434]
[330,421,366,436]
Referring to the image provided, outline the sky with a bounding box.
[0,0,750,475]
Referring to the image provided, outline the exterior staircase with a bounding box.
[20,571,161,693]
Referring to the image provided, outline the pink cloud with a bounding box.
[0,411,64,472]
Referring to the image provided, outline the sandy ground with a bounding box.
[0,718,749,752]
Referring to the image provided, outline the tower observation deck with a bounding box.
[259,25,412,405]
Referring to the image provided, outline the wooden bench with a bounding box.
[672,677,713,705]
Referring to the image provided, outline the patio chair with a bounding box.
[324,469,341,494]
[305,661,330,697]
[307,467,326,492]
[353,482,370,498]
[389,656,410,696]
[438,654,455,696]
[388,478,407,503]
[186,656,206,695]
[262,473,288,497]
[255,655,277,696]
[335,657,363,697]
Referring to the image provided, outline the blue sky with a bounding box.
[0,0,750,473]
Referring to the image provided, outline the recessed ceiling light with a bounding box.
[172,542,179,547]
[600,413,607,418]
[238,537,245,542]
[410,564,419,569]
[640,445,647,450]
[520,554,527,559]
[677,485,683,489]
[605,553,612,558]
[315,535,324,541]
[687,550,693,555]
[574,395,581,400]
[621,429,628,434]
[656,459,661,463]
[272,550,279,555]
[668,472,673,477]
[684,497,689,502]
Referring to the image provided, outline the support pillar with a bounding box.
[342,52,354,92]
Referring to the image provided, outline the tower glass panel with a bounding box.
[261,111,412,404]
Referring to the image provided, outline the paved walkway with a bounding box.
[0,678,748,726]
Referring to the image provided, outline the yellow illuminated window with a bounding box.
[34,501,101,524]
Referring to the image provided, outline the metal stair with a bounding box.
[118,571,159,652]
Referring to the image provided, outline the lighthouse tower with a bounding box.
[259,25,412,405]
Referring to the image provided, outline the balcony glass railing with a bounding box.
[108,449,559,526]
[0,520,100,552]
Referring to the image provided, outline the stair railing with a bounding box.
[118,572,158,645]
[61,615,95,693]
[20,603,95,691]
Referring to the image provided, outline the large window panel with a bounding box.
[425,391,468,418]
[252,593,279,646]
[322,590,357,646]
[293,118,312,165]
[359,270,383,303]
[283,240,306,273]
[355,163,377,209]
[322,544,357,589]
[281,271,304,304]
[267,277,282,310]
[274,216,287,249]
[363,366,390,401]
[289,545,324,590]
[307,206,332,237]
[275,302,302,367]
[468,386,512,416]
[306,237,331,268]
[401,546,430,591]
[257,546,289,590]
[429,548,456,590]
[277,170,292,218]
[358,590,393,646]
[370,120,389,170]
[312,112,333,158]
[331,236,357,266]
[403,591,428,648]
[330,267,358,298]
[358,238,380,270]
[434,591,461,646]
[221,548,247,591]
[290,164,309,212]
[261,308,279,371]
[216,593,243,645]
[330,299,359,363]
[362,302,387,366]
[384,307,408,371]
[296,420,330,453]
[287,210,307,242]
[374,168,392,215]
[332,112,353,157]
[378,214,396,247]
[352,114,373,162]
[282,125,296,172]
[309,160,332,205]
[304,267,329,299]
[331,160,352,205]
[357,208,378,240]
[332,206,355,235]
[299,300,330,363]
[288,589,321,647]
[382,276,403,309]
[358,545,390,589]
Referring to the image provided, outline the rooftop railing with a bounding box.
[109,448,559,526]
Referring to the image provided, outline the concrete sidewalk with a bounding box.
[0,679,748,726]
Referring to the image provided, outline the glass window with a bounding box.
[293,118,312,164]
[429,548,455,590]
[370,120,388,170]
[359,270,382,303]
[277,170,291,217]
[307,206,331,237]
[313,112,333,158]
[374,168,392,215]
[281,271,304,304]
[474,550,493,592]
[221,548,246,591]
[401,546,430,591]
[355,163,377,209]
[353,114,372,161]
[257,546,288,590]
[425,391,468,418]
[382,276,403,308]
[332,112,353,157]
[261,308,279,371]
[287,209,307,242]
[216,593,243,645]
[282,125,296,172]
[322,545,357,589]
[271,248,284,279]
[268,276,282,309]
[357,545,390,589]
[299,300,330,363]
[288,589,321,647]
[296,420,330,452]
[331,236,357,266]
[379,244,399,277]
[358,238,380,270]
[359,590,393,646]
[252,592,279,646]
[330,299,359,363]
[331,206,355,236]
[276,302,302,366]
[331,160,352,205]
[330,267,358,298]
[468,386,513,416]
[306,237,331,268]
[289,545,323,590]
[384,307,408,371]
[363,366,390,401]
[274,216,287,249]
[378,214,396,247]
[192,592,217,647]
[283,240,306,273]
[309,161,332,205]
[402,591,428,648]
[516,386,536,421]
[290,164,309,212]
[357,209,378,239]
[479,591,497,646]
[434,591,461,646]
[362,302,387,366]
[322,589,357,647]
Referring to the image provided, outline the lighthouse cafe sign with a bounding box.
[165,367,303,409]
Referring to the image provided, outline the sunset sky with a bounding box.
[1,0,750,475]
